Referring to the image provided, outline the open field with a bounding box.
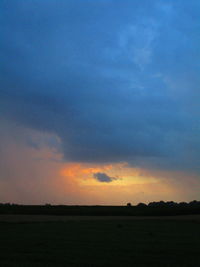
[1,216,200,267]
[0,214,200,222]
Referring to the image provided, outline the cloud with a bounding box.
[0,120,200,205]
[93,172,119,183]
[0,0,200,175]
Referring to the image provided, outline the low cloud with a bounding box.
[93,172,119,183]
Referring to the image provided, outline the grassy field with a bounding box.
[0,217,200,267]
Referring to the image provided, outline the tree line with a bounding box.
[0,200,199,216]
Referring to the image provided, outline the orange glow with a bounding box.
[60,163,117,180]
[58,161,200,205]
[1,124,199,205]
[60,162,172,187]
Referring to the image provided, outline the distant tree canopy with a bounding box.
[137,203,147,208]
[0,201,199,216]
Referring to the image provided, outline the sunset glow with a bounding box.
[1,0,199,205]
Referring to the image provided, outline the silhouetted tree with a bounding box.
[137,203,147,208]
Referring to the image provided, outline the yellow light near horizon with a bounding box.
[60,162,159,188]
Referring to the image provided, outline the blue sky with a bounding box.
[0,0,200,204]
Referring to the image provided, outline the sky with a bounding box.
[0,0,200,205]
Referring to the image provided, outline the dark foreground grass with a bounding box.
[0,219,200,267]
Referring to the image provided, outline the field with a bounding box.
[0,215,200,267]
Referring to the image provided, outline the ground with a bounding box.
[0,215,200,267]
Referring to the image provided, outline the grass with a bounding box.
[0,219,200,267]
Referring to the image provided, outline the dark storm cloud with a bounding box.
[93,172,118,183]
[1,0,200,172]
